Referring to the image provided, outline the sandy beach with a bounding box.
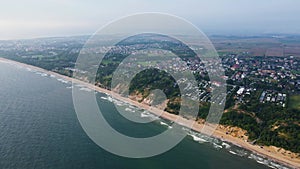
[1,57,299,168]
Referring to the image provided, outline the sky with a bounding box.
[0,0,300,40]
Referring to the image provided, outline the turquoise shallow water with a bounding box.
[0,62,283,169]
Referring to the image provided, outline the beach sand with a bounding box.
[1,57,299,168]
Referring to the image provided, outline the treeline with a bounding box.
[221,104,300,153]
[2,35,299,154]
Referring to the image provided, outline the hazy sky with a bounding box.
[1,0,299,40]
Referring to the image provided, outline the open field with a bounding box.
[210,35,300,57]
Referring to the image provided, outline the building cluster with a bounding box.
[0,37,299,109]
[259,91,287,107]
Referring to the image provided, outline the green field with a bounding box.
[289,95,300,110]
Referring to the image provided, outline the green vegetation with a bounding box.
[222,101,300,153]
[1,34,300,154]
[289,95,300,110]
[220,110,260,139]
[129,68,181,114]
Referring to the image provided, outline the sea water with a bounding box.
[0,61,288,169]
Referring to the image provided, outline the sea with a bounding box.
[0,61,291,169]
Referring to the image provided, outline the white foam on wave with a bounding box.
[100,96,108,100]
[141,111,150,118]
[26,68,33,72]
[160,121,172,129]
[221,142,231,149]
[112,99,124,106]
[140,111,159,120]
[269,161,289,169]
[129,105,135,109]
[186,129,213,143]
[115,102,124,106]
[213,143,223,149]
[235,149,248,157]
[247,154,290,169]
[79,87,92,92]
[182,128,291,169]
[35,72,48,77]
[227,149,248,157]
[188,133,209,143]
[125,107,135,113]
[57,78,69,84]
[160,121,168,126]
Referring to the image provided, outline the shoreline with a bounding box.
[1,57,299,169]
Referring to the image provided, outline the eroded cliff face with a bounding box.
[128,90,169,111]
[112,83,169,110]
